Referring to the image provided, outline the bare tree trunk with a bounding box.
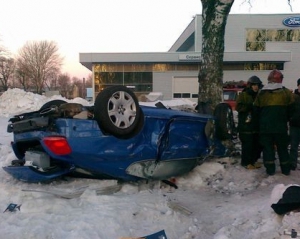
[0,56,15,91]
[198,0,234,114]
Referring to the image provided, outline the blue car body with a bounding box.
[3,104,228,183]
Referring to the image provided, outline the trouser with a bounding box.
[259,133,290,174]
[239,133,262,166]
[289,126,300,168]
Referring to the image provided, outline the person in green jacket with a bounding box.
[289,79,300,170]
[254,69,294,176]
[236,76,263,169]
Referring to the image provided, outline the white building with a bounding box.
[80,14,300,102]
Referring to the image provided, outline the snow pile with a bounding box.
[0,88,300,238]
[0,89,46,117]
[0,88,91,117]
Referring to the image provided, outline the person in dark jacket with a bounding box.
[289,79,300,170]
[254,69,294,176]
[294,78,300,95]
[236,76,263,169]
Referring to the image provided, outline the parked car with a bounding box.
[3,86,235,183]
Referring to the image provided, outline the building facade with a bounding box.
[80,14,300,102]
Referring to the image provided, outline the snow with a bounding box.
[0,88,299,239]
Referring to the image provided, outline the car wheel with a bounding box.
[214,103,236,140]
[94,85,143,138]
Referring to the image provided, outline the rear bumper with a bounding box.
[3,165,74,183]
[7,117,50,133]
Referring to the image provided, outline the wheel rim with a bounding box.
[107,90,137,128]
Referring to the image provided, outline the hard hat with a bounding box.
[247,75,262,85]
[268,69,283,83]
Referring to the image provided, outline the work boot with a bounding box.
[244,164,256,170]
[281,164,291,176]
[254,162,263,168]
[282,170,290,176]
[290,163,297,171]
[266,164,276,176]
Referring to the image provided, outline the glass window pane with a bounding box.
[265,29,287,41]
[152,64,175,71]
[223,91,236,101]
[275,30,287,41]
[287,29,300,41]
[266,29,278,41]
[244,63,252,70]
[176,64,199,71]
[124,72,152,84]
[246,29,265,41]
[94,64,123,72]
[123,64,133,72]
[243,62,284,70]
[182,93,191,98]
[246,42,265,51]
[135,64,153,72]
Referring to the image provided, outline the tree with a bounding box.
[58,73,71,98]
[0,52,15,91]
[85,74,93,88]
[44,71,60,91]
[197,0,235,114]
[15,57,31,91]
[197,0,292,113]
[16,40,63,94]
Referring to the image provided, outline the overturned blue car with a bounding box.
[3,86,235,183]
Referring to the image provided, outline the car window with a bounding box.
[223,91,237,101]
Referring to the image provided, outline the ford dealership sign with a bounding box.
[283,16,300,27]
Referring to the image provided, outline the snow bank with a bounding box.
[0,88,91,117]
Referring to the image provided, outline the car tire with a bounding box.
[94,85,143,138]
[214,103,236,140]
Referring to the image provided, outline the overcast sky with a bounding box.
[0,0,300,79]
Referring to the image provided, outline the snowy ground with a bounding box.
[0,89,299,239]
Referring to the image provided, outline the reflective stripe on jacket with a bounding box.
[254,87,294,134]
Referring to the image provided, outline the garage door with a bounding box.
[173,77,198,102]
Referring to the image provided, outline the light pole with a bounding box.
[82,78,86,99]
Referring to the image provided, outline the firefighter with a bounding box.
[254,69,294,176]
[289,78,300,170]
[236,75,263,169]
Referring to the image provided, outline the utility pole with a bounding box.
[82,78,86,99]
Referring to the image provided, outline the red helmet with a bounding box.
[268,69,283,83]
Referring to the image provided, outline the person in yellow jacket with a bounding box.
[236,76,263,169]
[254,69,294,176]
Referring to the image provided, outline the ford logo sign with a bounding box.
[283,16,300,27]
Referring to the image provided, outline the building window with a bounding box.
[182,93,191,98]
[173,93,181,98]
[93,63,200,97]
[246,28,300,51]
[93,67,153,98]
[173,93,191,98]
[244,63,284,70]
[223,62,284,71]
